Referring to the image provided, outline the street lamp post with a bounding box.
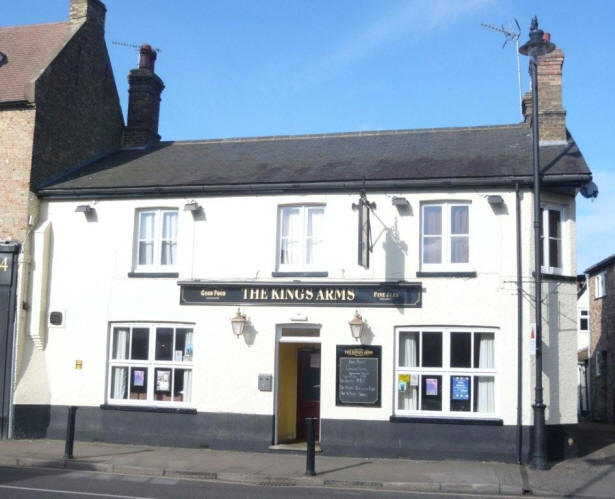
[519,16,556,471]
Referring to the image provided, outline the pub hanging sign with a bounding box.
[179,281,421,308]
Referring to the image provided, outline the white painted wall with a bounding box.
[14,188,578,426]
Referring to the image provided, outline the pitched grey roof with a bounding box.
[37,123,591,197]
[585,254,615,275]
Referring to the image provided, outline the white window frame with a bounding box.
[394,326,498,418]
[107,323,194,408]
[134,208,179,272]
[420,201,471,272]
[276,204,325,272]
[595,271,607,299]
[540,204,566,275]
[579,309,589,332]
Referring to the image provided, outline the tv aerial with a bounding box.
[112,41,162,66]
[481,19,523,120]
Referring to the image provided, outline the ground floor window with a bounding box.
[395,327,497,417]
[108,323,194,406]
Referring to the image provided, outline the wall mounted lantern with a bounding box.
[75,204,95,218]
[184,201,204,218]
[348,311,364,341]
[231,308,247,338]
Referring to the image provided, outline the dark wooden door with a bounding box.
[296,348,320,441]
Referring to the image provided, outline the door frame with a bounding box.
[273,323,321,445]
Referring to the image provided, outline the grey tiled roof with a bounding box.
[38,124,591,196]
[585,254,615,275]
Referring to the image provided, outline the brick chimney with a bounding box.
[69,0,106,29]
[123,45,165,149]
[522,46,567,145]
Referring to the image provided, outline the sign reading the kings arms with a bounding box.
[179,282,421,308]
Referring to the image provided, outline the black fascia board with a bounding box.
[36,173,591,200]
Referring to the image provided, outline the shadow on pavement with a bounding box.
[575,421,615,459]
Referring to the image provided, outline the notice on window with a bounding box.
[156,370,170,392]
[451,376,470,400]
[398,374,410,392]
[425,377,438,396]
[133,369,145,387]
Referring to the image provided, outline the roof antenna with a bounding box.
[112,41,162,66]
[481,20,523,120]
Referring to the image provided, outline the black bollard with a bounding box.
[305,417,316,476]
[64,406,77,459]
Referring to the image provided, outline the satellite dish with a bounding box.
[580,181,598,199]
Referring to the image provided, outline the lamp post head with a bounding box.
[519,16,556,58]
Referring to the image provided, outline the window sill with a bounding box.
[127,272,179,278]
[416,271,477,278]
[390,415,502,426]
[100,404,196,415]
[533,272,577,283]
[272,271,329,278]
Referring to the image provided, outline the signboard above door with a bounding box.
[179,281,421,308]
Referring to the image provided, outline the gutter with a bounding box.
[37,174,592,200]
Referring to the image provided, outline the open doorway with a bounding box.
[275,325,320,445]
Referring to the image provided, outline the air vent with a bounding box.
[49,311,64,326]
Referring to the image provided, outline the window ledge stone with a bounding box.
[533,272,577,283]
[100,404,196,415]
[271,271,329,278]
[127,272,179,278]
[416,271,477,278]
[390,415,502,426]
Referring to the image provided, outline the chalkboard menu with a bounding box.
[336,345,381,407]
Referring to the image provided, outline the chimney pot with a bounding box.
[543,32,551,43]
[139,44,157,71]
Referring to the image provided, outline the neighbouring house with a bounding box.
[585,254,615,423]
[3,1,595,463]
[577,275,590,416]
[0,0,124,439]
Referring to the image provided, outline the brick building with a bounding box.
[585,254,615,422]
[0,0,124,437]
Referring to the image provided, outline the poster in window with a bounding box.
[410,374,419,386]
[156,369,171,392]
[398,374,409,392]
[451,376,470,400]
[133,369,145,387]
[425,377,438,396]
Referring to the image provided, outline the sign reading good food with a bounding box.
[180,282,421,308]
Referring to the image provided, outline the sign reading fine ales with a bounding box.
[179,281,421,308]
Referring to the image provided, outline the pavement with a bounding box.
[1,422,615,497]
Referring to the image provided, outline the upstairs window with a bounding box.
[421,202,470,270]
[277,205,325,271]
[540,206,564,274]
[135,209,178,271]
[579,309,589,331]
[595,271,607,299]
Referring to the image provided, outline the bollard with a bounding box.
[305,417,316,476]
[64,406,77,459]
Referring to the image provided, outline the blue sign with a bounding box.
[451,376,470,401]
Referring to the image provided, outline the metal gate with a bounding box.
[0,243,20,439]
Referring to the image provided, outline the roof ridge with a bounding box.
[162,123,527,147]
[0,20,70,30]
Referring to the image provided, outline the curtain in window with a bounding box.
[398,332,418,410]
[183,370,192,403]
[113,328,129,359]
[476,333,494,413]
[423,206,442,263]
[280,207,301,265]
[161,211,178,265]
[306,207,324,265]
[450,206,469,263]
[184,330,193,361]
[111,367,127,399]
[138,212,155,265]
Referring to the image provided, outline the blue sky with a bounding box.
[3,0,614,272]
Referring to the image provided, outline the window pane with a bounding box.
[174,369,192,402]
[131,328,149,360]
[474,333,494,369]
[161,241,176,265]
[154,368,173,401]
[423,206,442,235]
[306,207,324,266]
[451,206,469,234]
[549,239,561,268]
[421,375,442,411]
[175,328,194,362]
[162,211,177,239]
[399,332,419,367]
[138,242,154,265]
[580,318,588,331]
[280,207,301,265]
[451,236,469,263]
[474,376,495,413]
[397,374,418,410]
[110,366,128,399]
[139,212,155,239]
[422,332,442,367]
[112,328,129,360]
[155,328,174,360]
[423,237,442,264]
[548,210,561,238]
[450,375,471,412]
[130,367,147,400]
[450,332,471,368]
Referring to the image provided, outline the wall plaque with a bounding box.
[336,345,381,407]
[179,281,421,308]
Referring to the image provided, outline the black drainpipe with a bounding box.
[516,183,523,464]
